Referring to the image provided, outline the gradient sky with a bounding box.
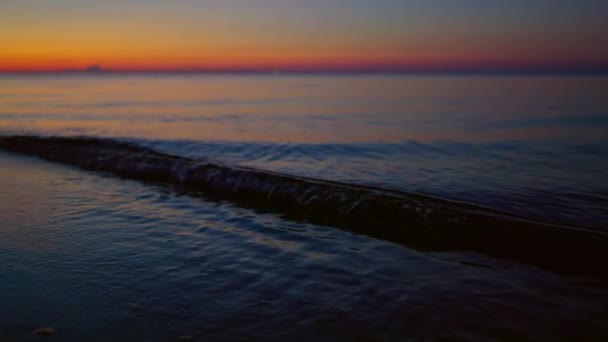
[1,0,607,72]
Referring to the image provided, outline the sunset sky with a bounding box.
[1,0,607,73]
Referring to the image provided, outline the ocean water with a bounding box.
[1,74,608,340]
[1,74,607,229]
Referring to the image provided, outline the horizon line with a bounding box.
[1,68,608,76]
[3,61,608,75]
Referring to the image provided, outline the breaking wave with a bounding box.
[1,135,608,279]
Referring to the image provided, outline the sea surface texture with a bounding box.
[1,75,607,230]
[1,74,608,340]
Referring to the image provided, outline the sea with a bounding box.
[1,74,607,340]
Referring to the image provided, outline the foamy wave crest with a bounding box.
[1,135,608,279]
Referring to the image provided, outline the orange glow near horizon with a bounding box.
[1,1,607,73]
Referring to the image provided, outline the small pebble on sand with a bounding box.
[34,327,56,336]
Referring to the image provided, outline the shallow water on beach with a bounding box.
[1,152,608,341]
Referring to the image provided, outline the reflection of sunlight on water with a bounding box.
[1,74,607,143]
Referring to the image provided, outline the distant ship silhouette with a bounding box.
[84,64,102,72]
